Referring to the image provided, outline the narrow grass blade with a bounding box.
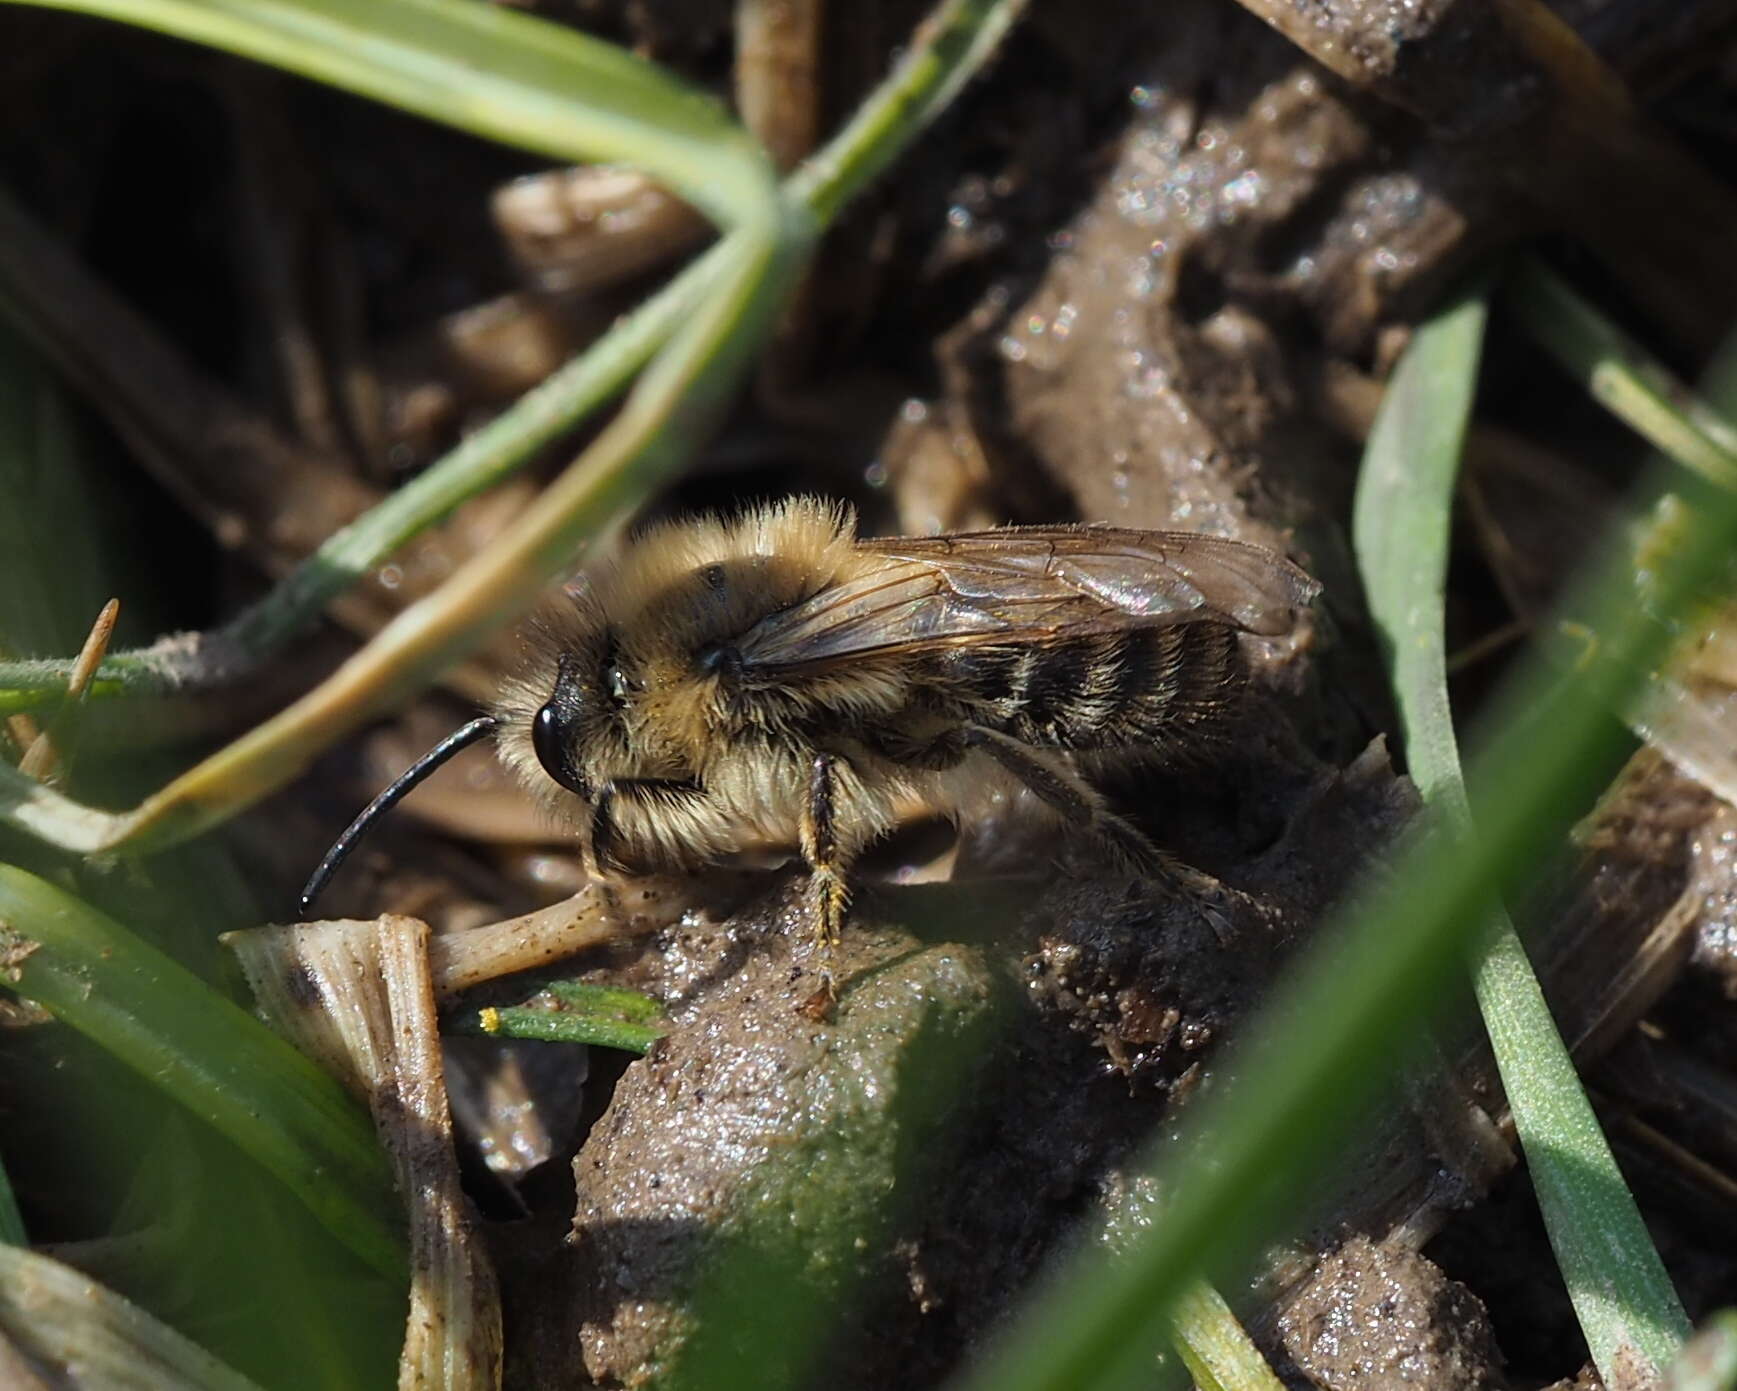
[0,215,809,853]
[1354,281,1688,1378]
[1507,257,1737,492]
[469,985,667,1053]
[0,865,405,1280]
[786,0,1026,226]
[951,328,1737,1389]
[1170,1281,1286,1391]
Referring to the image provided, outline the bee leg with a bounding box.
[962,725,1225,901]
[800,752,853,957]
[584,775,706,883]
[581,782,626,922]
[578,781,624,880]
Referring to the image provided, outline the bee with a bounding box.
[300,498,1319,944]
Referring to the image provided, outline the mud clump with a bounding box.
[1273,1236,1507,1391]
[529,725,1415,1387]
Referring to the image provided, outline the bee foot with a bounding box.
[807,868,849,950]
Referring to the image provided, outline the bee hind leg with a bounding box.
[962,725,1228,904]
[800,752,854,956]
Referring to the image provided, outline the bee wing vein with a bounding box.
[735,528,1316,673]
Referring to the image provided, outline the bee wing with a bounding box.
[734,528,1318,673]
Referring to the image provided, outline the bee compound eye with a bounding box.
[532,701,590,799]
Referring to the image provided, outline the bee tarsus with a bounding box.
[800,752,850,949]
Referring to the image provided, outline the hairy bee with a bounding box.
[301,498,1318,939]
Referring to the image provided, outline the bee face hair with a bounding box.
[493,499,911,826]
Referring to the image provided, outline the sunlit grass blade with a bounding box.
[0,214,807,854]
[0,865,405,1280]
[786,0,1026,225]
[1353,280,1688,1379]
[952,330,1737,1389]
[1170,1281,1286,1391]
[1507,257,1737,491]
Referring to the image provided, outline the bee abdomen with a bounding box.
[950,626,1245,749]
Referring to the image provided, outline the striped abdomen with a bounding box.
[942,625,1245,750]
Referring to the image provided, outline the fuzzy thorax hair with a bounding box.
[492,496,902,829]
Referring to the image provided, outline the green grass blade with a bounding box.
[1353,281,1688,1378]
[14,0,773,230]
[951,342,1736,1390]
[1507,258,1737,491]
[472,1005,664,1052]
[0,210,808,853]
[0,865,405,1280]
[1170,1281,1286,1391]
[787,0,1026,226]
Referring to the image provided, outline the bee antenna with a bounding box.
[298,715,499,919]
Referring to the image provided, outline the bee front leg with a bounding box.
[581,782,618,884]
[585,776,705,881]
[800,752,853,950]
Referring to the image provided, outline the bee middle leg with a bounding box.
[961,725,1219,896]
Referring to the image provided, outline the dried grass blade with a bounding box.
[0,1244,265,1390]
[227,915,502,1389]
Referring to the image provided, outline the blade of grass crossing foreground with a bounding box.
[951,306,1737,1390]
[0,220,805,855]
[0,865,405,1280]
[1353,281,1688,1378]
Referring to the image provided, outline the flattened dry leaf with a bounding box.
[226,915,501,1391]
[0,1245,263,1390]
